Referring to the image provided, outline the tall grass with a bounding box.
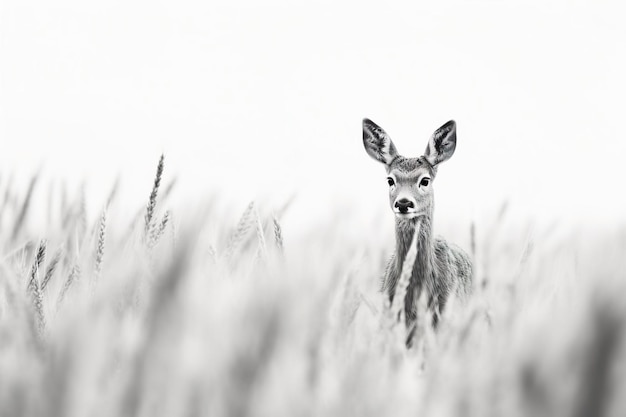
[0,157,625,417]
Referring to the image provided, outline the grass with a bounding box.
[0,157,625,417]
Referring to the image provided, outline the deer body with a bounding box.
[363,118,473,329]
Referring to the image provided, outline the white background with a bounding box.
[1,0,625,234]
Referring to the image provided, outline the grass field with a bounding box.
[1,156,625,417]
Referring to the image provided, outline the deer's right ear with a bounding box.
[424,120,456,166]
[363,118,398,165]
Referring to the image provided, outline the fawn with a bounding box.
[362,118,473,336]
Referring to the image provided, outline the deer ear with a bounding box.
[424,120,456,166]
[363,118,398,165]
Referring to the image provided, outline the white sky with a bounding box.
[1,0,625,234]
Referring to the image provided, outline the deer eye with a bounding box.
[420,177,430,187]
[387,177,395,187]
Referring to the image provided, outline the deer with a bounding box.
[362,118,473,341]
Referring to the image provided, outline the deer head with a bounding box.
[363,118,457,219]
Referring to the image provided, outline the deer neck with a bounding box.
[394,213,434,276]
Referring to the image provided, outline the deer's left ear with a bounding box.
[424,120,457,166]
[363,118,398,165]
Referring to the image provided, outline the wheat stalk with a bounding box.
[409,286,432,352]
[390,222,420,327]
[41,246,63,292]
[148,210,170,249]
[56,264,81,309]
[27,239,47,334]
[470,220,476,261]
[169,212,177,251]
[272,216,283,254]
[339,272,362,331]
[94,208,107,283]
[12,172,39,239]
[46,178,55,228]
[60,181,69,222]
[78,185,88,243]
[144,154,164,238]
[161,177,177,203]
[0,174,11,221]
[224,202,255,259]
[106,176,120,209]
[254,208,268,259]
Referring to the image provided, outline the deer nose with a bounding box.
[395,198,414,213]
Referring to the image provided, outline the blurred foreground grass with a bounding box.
[1,158,625,417]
